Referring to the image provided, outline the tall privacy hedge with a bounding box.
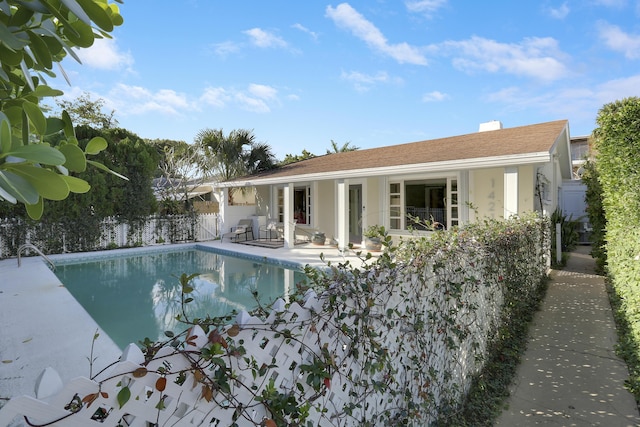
[591,96,640,396]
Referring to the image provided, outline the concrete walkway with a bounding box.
[496,246,640,426]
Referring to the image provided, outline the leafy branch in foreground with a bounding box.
[0,0,125,219]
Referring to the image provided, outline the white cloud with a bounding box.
[422,91,449,102]
[597,21,640,59]
[200,87,231,108]
[108,84,190,116]
[593,74,640,103]
[201,84,281,113]
[244,28,288,48]
[443,36,569,82]
[234,93,271,113]
[326,3,428,65]
[248,84,278,100]
[405,0,447,16]
[292,23,319,41]
[485,74,640,128]
[340,70,399,92]
[76,37,133,71]
[212,41,241,57]
[547,2,570,19]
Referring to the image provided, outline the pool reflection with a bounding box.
[55,250,306,349]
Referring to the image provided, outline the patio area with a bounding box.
[0,240,373,407]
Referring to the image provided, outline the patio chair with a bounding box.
[259,220,283,241]
[223,219,254,242]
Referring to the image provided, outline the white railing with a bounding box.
[17,243,55,270]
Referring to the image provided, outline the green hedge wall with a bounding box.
[592,96,640,396]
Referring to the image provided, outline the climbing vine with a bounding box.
[14,214,549,427]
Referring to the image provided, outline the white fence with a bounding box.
[0,228,546,426]
[0,214,220,259]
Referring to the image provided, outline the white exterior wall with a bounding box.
[470,168,504,220]
[470,165,537,221]
[317,180,336,236]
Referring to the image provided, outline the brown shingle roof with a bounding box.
[228,120,568,183]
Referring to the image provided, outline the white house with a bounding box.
[218,119,573,250]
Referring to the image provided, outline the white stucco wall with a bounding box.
[470,168,504,220]
[470,165,536,221]
[255,185,271,218]
[364,177,383,228]
[316,180,336,237]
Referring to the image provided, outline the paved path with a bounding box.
[496,246,640,426]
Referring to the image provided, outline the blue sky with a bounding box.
[51,0,640,159]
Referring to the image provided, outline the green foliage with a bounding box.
[326,139,359,154]
[550,208,580,267]
[591,97,640,399]
[363,224,385,238]
[148,138,204,213]
[55,91,118,129]
[280,149,316,165]
[196,128,276,204]
[106,215,549,426]
[581,159,606,272]
[0,0,124,219]
[197,128,276,181]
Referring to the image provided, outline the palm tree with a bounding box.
[195,128,276,204]
[326,139,359,154]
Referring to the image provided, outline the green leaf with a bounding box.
[0,23,27,50]
[59,143,86,172]
[61,175,90,193]
[27,31,52,69]
[45,117,65,135]
[25,197,43,220]
[60,0,93,27]
[0,112,11,154]
[116,386,131,409]
[87,159,129,180]
[32,85,64,98]
[22,101,47,135]
[63,19,95,48]
[61,111,75,138]
[0,44,24,66]
[0,186,17,203]
[0,170,39,204]
[76,0,114,32]
[85,137,107,154]
[7,165,70,200]
[5,144,66,165]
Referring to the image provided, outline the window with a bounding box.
[277,186,312,225]
[389,178,458,230]
[389,183,401,230]
[294,187,310,224]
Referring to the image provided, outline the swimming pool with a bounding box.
[54,248,308,349]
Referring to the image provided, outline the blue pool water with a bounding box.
[54,248,308,349]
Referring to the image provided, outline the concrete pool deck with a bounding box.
[0,240,369,407]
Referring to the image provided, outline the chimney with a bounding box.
[479,120,503,132]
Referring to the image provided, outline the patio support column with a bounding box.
[337,179,349,251]
[283,183,295,248]
[504,166,518,218]
[220,188,229,234]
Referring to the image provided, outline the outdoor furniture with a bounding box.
[224,219,254,242]
[259,220,283,241]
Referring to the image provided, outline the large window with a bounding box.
[389,178,458,230]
